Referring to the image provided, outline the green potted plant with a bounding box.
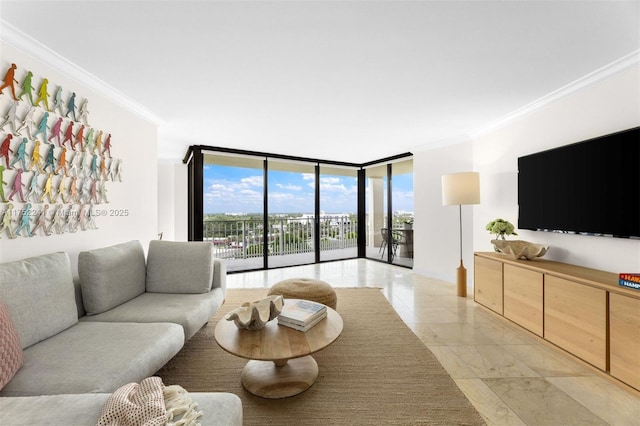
[485,218,517,240]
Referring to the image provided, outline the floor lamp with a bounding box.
[441,172,480,297]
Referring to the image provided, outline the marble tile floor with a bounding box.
[226,259,640,426]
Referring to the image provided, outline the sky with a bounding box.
[204,165,414,214]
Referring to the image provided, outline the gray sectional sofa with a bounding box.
[0,240,242,425]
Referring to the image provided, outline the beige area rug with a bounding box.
[156,288,485,425]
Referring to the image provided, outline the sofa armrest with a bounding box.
[212,258,227,296]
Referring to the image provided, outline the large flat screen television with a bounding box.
[518,126,640,239]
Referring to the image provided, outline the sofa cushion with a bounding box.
[146,240,214,294]
[80,289,225,340]
[0,392,243,426]
[0,300,24,389]
[0,321,184,397]
[0,252,77,349]
[79,241,146,315]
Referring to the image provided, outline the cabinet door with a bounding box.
[544,276,607,370]
[504,264,543,336]
[610,293,640,391]
[474,256,503,314]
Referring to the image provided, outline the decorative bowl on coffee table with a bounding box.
[224,295,284,330]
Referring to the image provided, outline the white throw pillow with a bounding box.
[146,240,214,294]
[0,252,77,348]
[78,241,146,315]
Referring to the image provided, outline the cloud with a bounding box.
[269,192,295,202]
[203,167,411,214]
[240,175,263,187]
[320,177,340,184]
[393,190,414,200]
[205,179,263,212]
[276,183,302,191]
[320,182,357,195]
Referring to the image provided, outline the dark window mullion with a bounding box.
[263,158,269,269]
[189,147,204,241]
[387,163,393,263]
[315,163,321,263]
[357,168,366,258]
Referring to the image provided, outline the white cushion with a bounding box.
[78,241,146,315]
[146,240,214,294]
[0,252,77,348]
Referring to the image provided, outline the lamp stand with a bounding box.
[456,260,467,297]
[456,204,467,297]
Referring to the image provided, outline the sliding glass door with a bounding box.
[202,153,265,272]
[391,159,414,267]
[364,159,413,267]
[319,165,358,262]
[267,159,316,268]
[364,164,388,261]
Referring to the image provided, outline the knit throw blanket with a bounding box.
[96,377,203,426]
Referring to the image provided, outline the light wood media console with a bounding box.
[474,252,640,391]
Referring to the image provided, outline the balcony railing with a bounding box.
[203,216,358,260]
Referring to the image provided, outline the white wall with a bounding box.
[173,163,188,241]
[157,160,175,241]
[413,65,640,287]
[0,42,159,273]
[413,139,476,287]
[157,160,188,241]
[473,66,640,274]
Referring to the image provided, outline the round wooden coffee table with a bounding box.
[214,299,343,399]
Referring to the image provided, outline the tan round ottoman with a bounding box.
[267,278,337,310]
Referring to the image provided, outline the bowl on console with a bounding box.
[491,239,549,260]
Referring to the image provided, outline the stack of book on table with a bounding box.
[277,299,327,332]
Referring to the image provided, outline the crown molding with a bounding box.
[0,20,165,126]
[410,133,473,153]
[472,49,640,138]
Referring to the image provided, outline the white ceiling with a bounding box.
[1,1,639,163]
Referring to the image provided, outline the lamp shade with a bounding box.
[442,172,480,206]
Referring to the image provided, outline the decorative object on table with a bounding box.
[618,273,640,291]
[491,239,548,260]
[442,171,480,297]
[486,218,518,240]
[277,299,327,332]
[224,295,284,330]
[267,277,338,309]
